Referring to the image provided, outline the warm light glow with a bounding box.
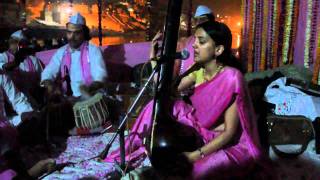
[66,7,72,14]
[237,34,241,48]
[128,7,134,12]
[119,2,129,6]
[237,22,241,26]
[235,51,239,58]
[217,14,220,18]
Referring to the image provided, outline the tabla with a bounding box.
[73,93,109,129]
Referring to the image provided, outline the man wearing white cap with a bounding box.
[0,30,43,108]
[0,30,43,74]
[41,12,107,98]
[193,5,215,26]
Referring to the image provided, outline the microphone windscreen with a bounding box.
[181,48,190,60]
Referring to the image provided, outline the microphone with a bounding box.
[174,48,190,60]
[151,49,190,62]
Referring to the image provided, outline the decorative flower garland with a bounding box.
[266,0,275,69]
[312,0,320,84]
[288,0,299,64]
[309,0,320,64]
[316,0,320,85]
[254,0,262,71]
[272,0,280,68]
[241,0,249,67]
[253,0,258,71]
[313,43,320,84]
[248,0,255,72]
[259,0,269,70]
[277,0,286,66]
[304,0,313,68]
[282,0,293,65]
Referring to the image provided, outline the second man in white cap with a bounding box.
[41,12,108,98]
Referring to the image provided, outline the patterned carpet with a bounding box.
[20,133,320,179]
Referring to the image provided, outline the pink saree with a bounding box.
[105,67,265,179]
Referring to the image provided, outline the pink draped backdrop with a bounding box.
[36,42,152,68]
[36,42,152,82]
[35,41,196,82]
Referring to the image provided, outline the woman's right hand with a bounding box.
[150,31,163,59]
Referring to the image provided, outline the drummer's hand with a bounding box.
[79,84,91,99]
[44,84,63,103]
[28,158,56,178]
[41,80,54,95]
[150,31,163,59]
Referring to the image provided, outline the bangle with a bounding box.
[198,148,205,158]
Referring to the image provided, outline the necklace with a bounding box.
[203,65,224,82]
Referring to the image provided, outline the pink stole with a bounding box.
[61,42,92,90]
[5,51,14,63]
[24,56,35,72]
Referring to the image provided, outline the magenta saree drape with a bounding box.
[105,67,265,179]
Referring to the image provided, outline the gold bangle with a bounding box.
[198,148,205,158]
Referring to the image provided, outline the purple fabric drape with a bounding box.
[36,42,152,68]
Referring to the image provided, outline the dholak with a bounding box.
[73,93,109,129]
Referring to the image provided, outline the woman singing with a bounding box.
[105,21,272,179]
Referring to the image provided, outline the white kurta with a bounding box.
[0,74,33,126]
[0,52,10,69]
[41,42,107,97]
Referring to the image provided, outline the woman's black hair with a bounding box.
[83,25,92,41]
[196,21,244,73]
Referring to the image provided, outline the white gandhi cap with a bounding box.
[194,5,213,18]
[68,12,86,25]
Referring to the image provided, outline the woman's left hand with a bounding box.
[183,151,200,163]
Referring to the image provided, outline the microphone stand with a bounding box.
[97,60,163,177]
[99,60,161,156]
